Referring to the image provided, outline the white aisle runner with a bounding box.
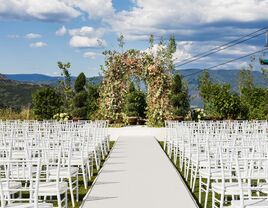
[81,136,198,208]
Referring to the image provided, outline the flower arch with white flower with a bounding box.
[97,39,176,126]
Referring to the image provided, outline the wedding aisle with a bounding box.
[81,136,198,208]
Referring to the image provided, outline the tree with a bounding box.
[117,34,125,51]
[198,70,219,117]
[199,71,242,119]
[244,87,268,120]
[170,74,190,117]
[72,72,87,119]
[238,69,268,120]
[238,69,254,95]
[124,82,147,118]
[212,84,241,119]
[238,69,254,119]
[32,87,63,120]
[57,61,73,112]
[87,82,99,119]
[198,70,214,103]
[58,62,71,89]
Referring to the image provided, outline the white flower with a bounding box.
[60,113,64,118]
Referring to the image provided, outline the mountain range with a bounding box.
[1,69,267,109]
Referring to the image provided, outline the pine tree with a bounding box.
[170,74,190,118]
[87,82,99,119]
[124,82,147,118]
[72,73,87,119]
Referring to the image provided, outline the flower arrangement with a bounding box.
[192,108,206,121]
[97,36,176,127]
[53,113,69,121]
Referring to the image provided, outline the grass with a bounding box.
[70,141,115,208]
[24,141,115,208]
[0,107,35,120]
[108,123,126,128]
[158,141,212,208]
[17,141,115,208]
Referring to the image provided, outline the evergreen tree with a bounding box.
[170,74,190,117]
[87,82,99,119]
[72,72,87,119]
[124,82,147,118]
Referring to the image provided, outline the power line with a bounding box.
[176,31,266,67]
[176,26,268,64]
[206,49,264,70]
[181,48,265,78]
[175,27,268,67]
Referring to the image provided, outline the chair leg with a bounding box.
[94,150,100,170]
[199,176,202,203]
[57,192,62,208]
[81,164,87,189]
[190,163,194,189]
[68,177,75,208]
[65,191,68,208]
[174,147,178,164]
[76,174,79,202]
[87,162,92,181]
[220,192,224,208]
[192,167,198,192]
[212,191,215,208]
[204,178,210,208]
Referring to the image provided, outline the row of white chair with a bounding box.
[165,120,268,208]
[0,120,110,208]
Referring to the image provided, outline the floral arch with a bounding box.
[97,39,175,126]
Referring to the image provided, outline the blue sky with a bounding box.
[0,0,267,77]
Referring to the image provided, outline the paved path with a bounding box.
[81,136,198,208]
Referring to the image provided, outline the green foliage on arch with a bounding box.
[97,36,176,126]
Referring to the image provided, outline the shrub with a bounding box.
[124,82,147,118]
[32,87,63,120]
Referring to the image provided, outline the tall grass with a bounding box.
[0,107,35,120]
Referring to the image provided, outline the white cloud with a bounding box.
[173,42,193,62]
[218,45,259,56]
[69,26,104,38]
[83,51,100,59]
[0,0,114,21]
[106,0,268,40]
[173,41,260,69]
[64,0,114,19]
[0,0,80,22]
[56,26,67,36]
[25,33,42,39]
[69,36,106,48]
[68,26,106,48]
[30,41,47,48]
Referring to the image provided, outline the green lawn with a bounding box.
[40,141,115,208]
[70,141,115,208]
[159,141,211,208]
